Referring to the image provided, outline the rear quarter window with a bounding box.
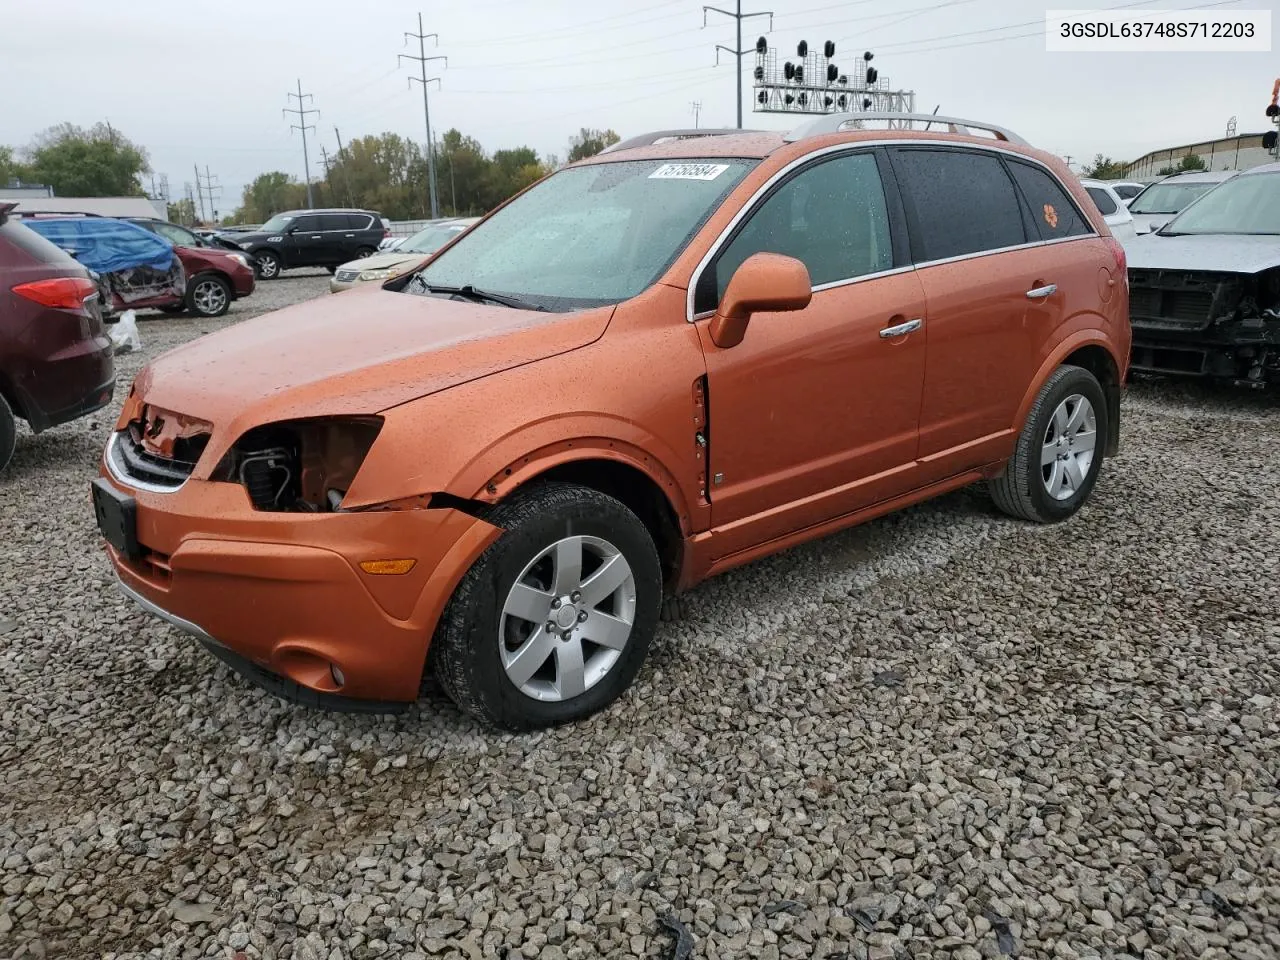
[1085,186,1118,216]
[890,148,1027,262]
[1006,161,1093,240]
[348,214,375,230]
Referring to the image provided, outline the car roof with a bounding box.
[275,208,380,216]
[1238,163,1280,177]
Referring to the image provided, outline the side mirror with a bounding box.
[709,252,812,349]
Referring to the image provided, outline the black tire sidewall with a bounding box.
[186,274,230,317]
[0,394,14,472]
[1024,368,1108,521]
[439,487,661,729]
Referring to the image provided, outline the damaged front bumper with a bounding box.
[1129,268,1280,386]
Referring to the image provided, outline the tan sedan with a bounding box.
[329,218,479,293]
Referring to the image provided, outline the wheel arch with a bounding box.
[477,445,691,592]
[1017,331,1124,457]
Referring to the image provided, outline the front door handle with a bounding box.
[310,235,322,239]
[879,317,923,339]
[1026,283,1057,299]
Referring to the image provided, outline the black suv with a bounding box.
[231,209,388,279]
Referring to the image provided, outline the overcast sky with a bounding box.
[1,0,1275,214]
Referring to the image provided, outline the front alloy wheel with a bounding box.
[432,483,661,730]
[255,252,280,280]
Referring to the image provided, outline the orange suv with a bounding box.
[92,114,1130,729]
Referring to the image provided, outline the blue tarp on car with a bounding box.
[22,217,175,274]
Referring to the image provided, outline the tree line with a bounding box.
[1,123,150,197]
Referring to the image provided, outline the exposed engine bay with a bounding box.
[1129,267,1280,387]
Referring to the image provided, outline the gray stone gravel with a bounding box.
[1,272,1278,959]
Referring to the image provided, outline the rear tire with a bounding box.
[186,274,231,317]
[432,483,662,730]
[988,364,1108,523]
[0,394,16,473]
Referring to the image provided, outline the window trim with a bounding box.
[691,146,907,316]
[685,138,1097,322]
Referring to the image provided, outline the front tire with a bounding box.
[255,251,281,280]
[355,246,376,259]
[432,483,662,730]
[988,364,1108,523]
[186,274,231,317]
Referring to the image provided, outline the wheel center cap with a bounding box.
[554,603,578,630]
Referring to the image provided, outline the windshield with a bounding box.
[1161,173,1280,235]
[402,223,467,254]
[260,213,295,233]
[1129,181,1218,215]
[413,158,756,310]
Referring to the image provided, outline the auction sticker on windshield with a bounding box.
[649,163,731,181]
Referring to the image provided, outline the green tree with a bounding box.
[1084,154,1129,179]
[1157,153,1207,176]
[0,145,31,186]
[167,197,196,226]
[566,128,620,163]
[22,123,149,196]
[235,171,309,223]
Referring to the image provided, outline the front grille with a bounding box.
[335,270,359,282]
[1129,288,1215,329]
[107,425,204,491]
[1128,269,1234,332]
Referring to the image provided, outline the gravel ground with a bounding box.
[1,273,1277,960]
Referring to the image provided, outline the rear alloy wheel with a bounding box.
[255,252,281,280]
[186,275,231,318]
[988,364,1108,523]
[0,393,15,472]
[432,483,662,730]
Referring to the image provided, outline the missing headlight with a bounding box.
[216,417,383,512]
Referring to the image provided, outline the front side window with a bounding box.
[892,148,1027,261]
[1161,172,1280,235]
[709,152,892,302]
[1005,160,1093,241]
[1085,186,1118,216]
[154,222,198,247]
[1129,181,1220,215]
[414,158,755,310]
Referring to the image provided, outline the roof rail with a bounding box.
[785,112,1027,146]
[601,128,759,154]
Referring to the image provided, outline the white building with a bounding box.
[1126,133,1273,179]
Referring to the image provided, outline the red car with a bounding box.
[0,203,114,471]
[125,218,256,317]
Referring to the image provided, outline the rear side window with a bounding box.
[1085,186,1118,216]
[0,219,82,267]
[891,149,1026,262]
[711,152,893,301]
[1006,161,1093,240]
[318,214,348,231]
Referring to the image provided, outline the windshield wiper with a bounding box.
[415,279,547,311]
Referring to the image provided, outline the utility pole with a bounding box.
[333,127,356,208]
[319,144,331,205]
[193,164,207,224]
[400,12,447,218]
[199,166,223,223]
[283,79,319,208]
[704,1,773,129]
[184,182,198,227]
[690,101,703,128]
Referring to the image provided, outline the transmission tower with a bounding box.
[704,1,773,129]
[400,13,447,218]
[283,79,319,208]
[197,166,223,222]
[192,164,207,223]
[690,101,703,128]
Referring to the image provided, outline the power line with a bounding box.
[400,12,447,219]
[704,1,774,129]
[283,79,319,208]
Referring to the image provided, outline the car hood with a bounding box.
[131,286,613,458]
[1126,232,1280,274]
[228,232,273,246]
[338,251,428,274]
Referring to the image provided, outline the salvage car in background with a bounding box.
[0,203,114,471]
[1080,178,1137,245]
[92,115,1129,729]
[1126,170,1237,235]
[1106,180,1146,202]
[21,216,186,317]
[330,218,479,293]
[125,217,256,317]
[1128,162,1280,386]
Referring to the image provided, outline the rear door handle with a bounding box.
[879,317,923,339]
[1026,284,1057,299]
[310,235,322,239]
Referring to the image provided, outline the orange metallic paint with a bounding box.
[100,126,1130,705]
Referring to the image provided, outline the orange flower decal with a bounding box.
[1043,203,1059,228]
